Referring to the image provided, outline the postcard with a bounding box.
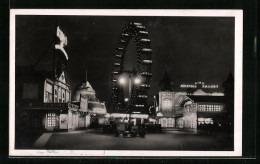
[9,9,243,156]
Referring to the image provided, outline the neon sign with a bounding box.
[55,26,69,60]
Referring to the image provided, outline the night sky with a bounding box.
[15,15,234,105]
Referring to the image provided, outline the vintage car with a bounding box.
[115,122,126,137]
[102,121,117,134]
[115,123,145,138]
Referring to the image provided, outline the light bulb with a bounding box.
[134,78,141,84]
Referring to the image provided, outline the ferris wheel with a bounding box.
[110,22,152,114]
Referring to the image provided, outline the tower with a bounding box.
[222,71,234,98]
[159,70,172,91]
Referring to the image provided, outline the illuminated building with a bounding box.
[154,71,232,133]
[180,81,224,96]
[184,97,225,132]
[154,91,194,129]
[153,90,226,133]
[16,26,87,132]
[74,70,107,128]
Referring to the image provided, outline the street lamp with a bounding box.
[134,77,141,85]
[118,71,142,120]
[118,77,126,85]
[118,73,141,97]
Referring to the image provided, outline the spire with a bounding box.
[222,71,234,96]
[86,69,88,84]
[159,68,172,91]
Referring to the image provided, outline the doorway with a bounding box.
[46,113,56,131]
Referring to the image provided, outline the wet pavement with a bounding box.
[42,129,234,150]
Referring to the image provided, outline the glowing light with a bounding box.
[130,114,148,119]
[55,26,68,60]
[118,77,126,85]
[111,113,129,118]
[134,77,141,84]
[124,98,129,102]
[149,118,156,122]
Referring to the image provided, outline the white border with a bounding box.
[9,9,243,157]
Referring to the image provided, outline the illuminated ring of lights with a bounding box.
[111,22,152,113]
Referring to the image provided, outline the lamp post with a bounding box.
[118,70,141,121]
[118,70,141,101]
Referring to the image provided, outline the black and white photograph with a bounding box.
[9,9,243,156]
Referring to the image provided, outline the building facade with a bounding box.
[153,79,231,133]
[155,91,194,129]
[16,26,89,132]
[15,68,85,131]
[74,73,107,128]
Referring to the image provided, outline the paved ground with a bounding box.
[39,129,233,150]
[32,133,53,148]
[15,129,44,149]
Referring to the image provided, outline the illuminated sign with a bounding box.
[55,26,68,60]
[180,81,219,89]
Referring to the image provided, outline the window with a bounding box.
[198,118,213,125]
[205,118,213,124]
[45,91,52,103]
[47,113,56,127]
[44,82,53,103]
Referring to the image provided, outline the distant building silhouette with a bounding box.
[159,71,172,91]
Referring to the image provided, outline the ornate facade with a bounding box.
[153,70,232,133]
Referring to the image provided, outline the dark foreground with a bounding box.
[38,129,234,150]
